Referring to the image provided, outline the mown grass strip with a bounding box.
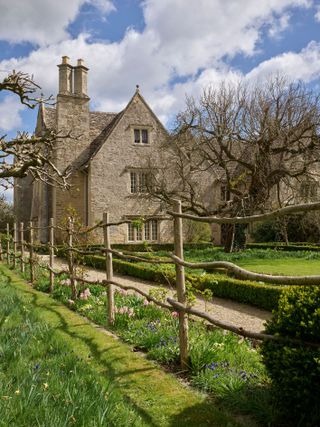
[0,277,143,427]
[0,264,244,427]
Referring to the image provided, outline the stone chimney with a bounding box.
[74,58,89,97]
[58,56,73,94]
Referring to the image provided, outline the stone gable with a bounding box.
[15,56,173,243]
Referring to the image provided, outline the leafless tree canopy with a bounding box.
[0,70,69,190]
[150,77,320,217]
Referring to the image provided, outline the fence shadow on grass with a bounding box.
[3,270,243,427]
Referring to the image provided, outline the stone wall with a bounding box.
[89,92,170,243]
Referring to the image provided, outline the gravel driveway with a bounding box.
[41,255,271,333]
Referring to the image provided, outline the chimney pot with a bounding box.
[77,58,84,67]
[62,56,70,65]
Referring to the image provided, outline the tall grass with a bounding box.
[0,276,143,427]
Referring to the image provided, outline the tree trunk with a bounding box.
[224,224,235,253]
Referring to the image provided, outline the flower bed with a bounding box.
[29,268,273,425]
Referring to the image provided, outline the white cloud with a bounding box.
[0,0,115,46]
[0,95,24,132]
[268,13,291,38]
[315,5,320,21]
[246,41,320,82]
[0,0,315,126]
[89,0,115,14]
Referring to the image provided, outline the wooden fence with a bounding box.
[1,201,319,369]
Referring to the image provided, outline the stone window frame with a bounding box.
[127,218,159,242]
[129,169,151,194]
[220,183,231,202]
[300,180,318,200]
[130,125,153,146]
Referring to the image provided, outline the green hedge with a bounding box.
[261,286,320,425]
[247,242,320,252]
[71,252,284,311]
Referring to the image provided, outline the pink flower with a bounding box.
[171,311,179,318]
[80,293,88,300]
[143,299,150,306]
[68,299,75,305]
[119,307,125,314]
[83,288,91,297]
[128,308,134,317]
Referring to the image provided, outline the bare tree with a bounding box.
[0,70,70,190]
[149,76,320,251]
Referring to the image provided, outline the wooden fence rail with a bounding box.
[1,205,320,369]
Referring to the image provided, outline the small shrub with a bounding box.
[261,286,320,426]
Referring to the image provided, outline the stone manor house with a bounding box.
[14,56,317,244]
[14,56,175,243]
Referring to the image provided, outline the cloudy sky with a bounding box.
[1,0,320,142]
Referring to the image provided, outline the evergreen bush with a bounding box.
[261,286,320,426]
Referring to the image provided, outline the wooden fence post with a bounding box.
[13,222,17,269]
[6,223,10,265]
[67,217,77,299]
[29,221,35,284]
[103,212,115,325]
[173,199,189,369]
[49,218,55,292]
[0,231,3,262]
[20,222,25,273]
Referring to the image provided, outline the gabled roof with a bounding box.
[38,89,166,172]
[74,89,167,170]
[89,112,118,139]
[71,111,123,171]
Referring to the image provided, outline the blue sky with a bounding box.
[1,0,320,199]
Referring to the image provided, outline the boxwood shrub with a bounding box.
[261,286,320,426]
[247,242,320,252]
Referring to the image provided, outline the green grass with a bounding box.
[0,263,245,427]
[153,248,320,276]
[235,258,320,275]
[0,276,142,426]
[20,263,276,426]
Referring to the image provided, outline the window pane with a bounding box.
[300,182,309,198]
[134,129,140,143]
[151,220,158,240]
[128,223,134,241]
[130,172,136,193]
[144,221,150,240]
[136,226,142,241]
[311,183,318,197]
[220,185,230,202]
[139,173,147,192]
[141,129,148,144]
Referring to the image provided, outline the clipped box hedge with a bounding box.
[73,252,284,311]
[247,242,320,252]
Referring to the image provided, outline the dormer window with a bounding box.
[134,128,149,144]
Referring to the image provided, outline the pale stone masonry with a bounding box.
[14,56,172,243]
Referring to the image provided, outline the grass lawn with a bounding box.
[235,258,320,275]
[0,263,247,427]
[153,247,320,276]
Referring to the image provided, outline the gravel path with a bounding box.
[42,255,271,333]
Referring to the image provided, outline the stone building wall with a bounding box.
[89,91,171,243]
